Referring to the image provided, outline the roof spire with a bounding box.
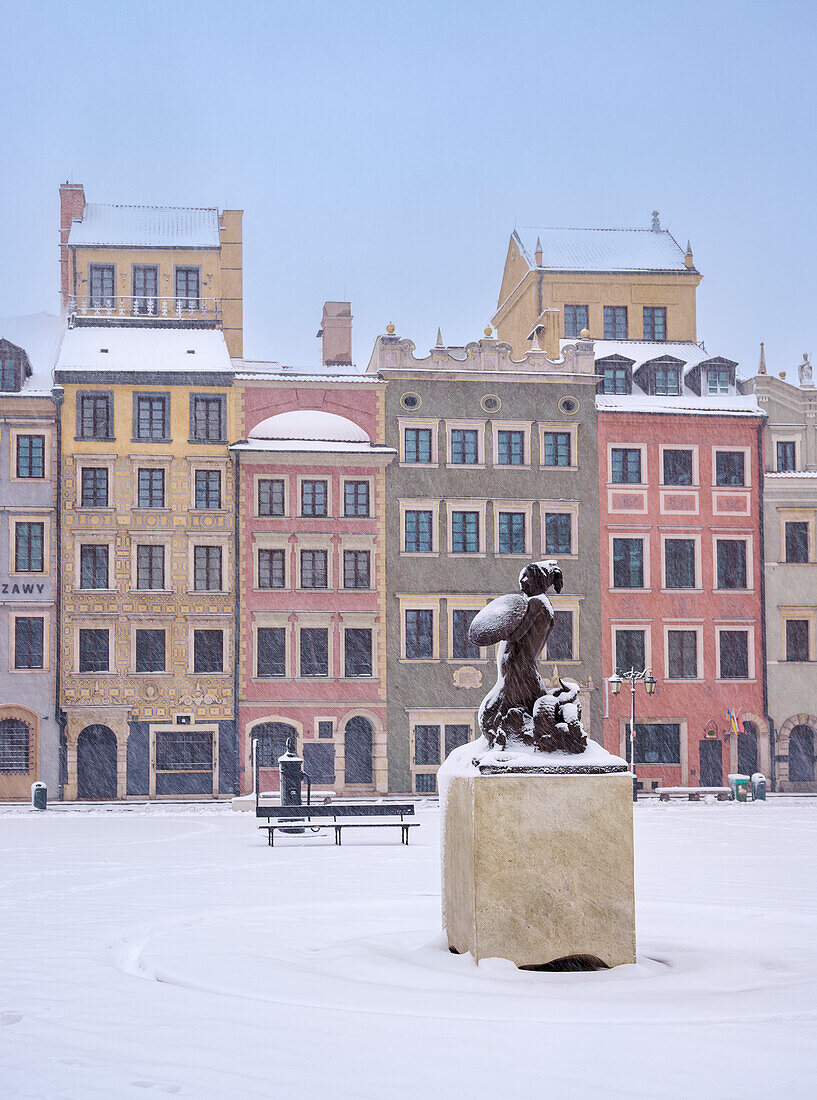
[759,342,767,375]
[435,327,444,347]
[651,210,661,232]
[531,329,543,352]
[534,236,543,266]
[684,239,695,269]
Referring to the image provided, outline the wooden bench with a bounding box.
[256,803,419,846]
[657,786,731,802]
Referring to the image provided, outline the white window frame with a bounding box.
[711,446,752,489]
[399,597,441,662]
[252,614,291,680]
[9,426,51,482]
[254,473,289,518]
[660,531,702,592]
[399,499,440,556]
[491,420,532,469]
[8,609,50,673]
[541,502,579,560]
[662,623,704,681]
[712,533,754,592]
[539,422,578,471]
[444,419,486,469]
[715,624,756,682]
[447,499,487,558]
[493,500,534,557]
[659,444,699,488]
[75,535,115,592]
[609,529,651,591]
[607,442,647,486]
[398,418,439,467]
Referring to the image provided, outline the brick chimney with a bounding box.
[59,182,85,310]
[317,301,353,367]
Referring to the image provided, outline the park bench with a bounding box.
[256,803,419,846]
[657,786,731,802]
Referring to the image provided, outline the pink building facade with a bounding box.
[233,371,394,796]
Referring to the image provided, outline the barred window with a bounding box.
[258,548,286,589]
[15,522,44,572]
[258,479,285,516]
[14,617,44,669]
[0,719,30,773]
[136,545,164,590]
[195,470,221,510]
[301,480,328,517]
[343,550,370,588]
[16,435,45,478]
[156,731,212,771]
[194,545,222,591]
[81,467,108,508]
[344,481,370,516]
[137,468,164,508]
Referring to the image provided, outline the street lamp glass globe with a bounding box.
[645,675,657,695]
[609,673,622,695]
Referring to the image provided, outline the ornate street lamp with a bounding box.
[608,667,657,801]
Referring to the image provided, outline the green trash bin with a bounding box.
[751,773,767,801]
[729,774,750,802]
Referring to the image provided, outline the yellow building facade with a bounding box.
[492,216,701,359]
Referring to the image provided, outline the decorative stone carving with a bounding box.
[453,665,482,689]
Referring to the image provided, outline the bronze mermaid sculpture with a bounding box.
[469,559,587,754]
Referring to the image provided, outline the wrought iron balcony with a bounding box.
[67,294,222,327]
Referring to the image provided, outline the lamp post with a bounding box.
[608,667,657,801]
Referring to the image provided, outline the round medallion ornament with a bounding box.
[559,396,579,415]
[400,392,422,411]
[481,394,501,413]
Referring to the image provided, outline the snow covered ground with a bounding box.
[1,798,816,1099]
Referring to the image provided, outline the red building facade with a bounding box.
[233,371,394,796]
[598,392,770,790]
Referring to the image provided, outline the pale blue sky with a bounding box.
[3,0,814,376]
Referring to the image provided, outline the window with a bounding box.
[80,545,109,590]
[405,609,434,659]
[497,430,524,466]
[0,719,30,773]
[345,628,373,677]
[137,468,164,509]
[132,264,158,312]
[451,511,480,553]
[15,523,44,572]
[643,307,667,341]
[542,431,571,467]
[81,468,108,508]
[134,394,169,440]
[300,628,329,677]
[786,620,810,662]
[785,521,809,563]
[300,549,327,589]
[303,743,335,784]
[405,427,433,464]
[667,630,697,679]
[79,628,109,673]
[450,429,479,465]
[14,617,44,670]
[653,365,680,395]
[716,451,745,487]
[611,448,641,483]
[547,610,574,661]
[415,773,437,793]
[175,266,200,309]
[195,470,221,510]
[616,629,645,674]
[498,512,525,555]
[452,609,480,659]
[193,629,223,673]
[136,545,164,590]
[707,368,730,395]
[599,362,629,394]
[664,539,696,589]
[633,723,680,764]
[89,263,115,308]
[777,441,796,472]
[343,550,370,588]
[719,630,749,679]
[716,540,747,589]
[77,392,113,440]
[16,435,45,478]
[604,305,627,339]
[135,629,165,673]
[344,481,370,517]
[258,548,286,589]
[194,546,222,591]
[258,479,285,516]
[613,538,644,588]
[405,510,433,553]
[545,513,572,555]
[0,354,20,392]
[257,627,286,677]
[301,480,328,517]
[564,305,589,339]
[415,725,441,766]
[190,395,226,443]
[156,731,212,772]
[663,449,693,486]
[318,721,334,739]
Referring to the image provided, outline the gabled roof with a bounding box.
[56,326,233,374]
[576,339,713,374]
[67,203,221,248]
[514,226,691,273]
[0,313,64,395]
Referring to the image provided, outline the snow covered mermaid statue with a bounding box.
[469,560,587,754]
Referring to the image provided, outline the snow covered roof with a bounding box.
[235,408,395,455]
[596,393,762,417]
[67,204,221,248]
[577,339,715,373]
[515,227,691,272]
[233,358,367,379]
[0,313,64,396]
[56,326,233,374]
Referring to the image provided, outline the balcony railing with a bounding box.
[67,294,221,325]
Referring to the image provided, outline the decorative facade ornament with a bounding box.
[453,665,482,689]
[179,682,218,706]
[798,353,814,388]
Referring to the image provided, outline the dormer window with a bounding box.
[707,368,730,395]
[597,357,632,395]
[654,364,681,396]
[0,341,27,392]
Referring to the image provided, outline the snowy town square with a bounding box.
[1,799,816,1099]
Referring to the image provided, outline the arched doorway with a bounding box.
[0,718,33,800]
[345,717,373,785]
[739,721,758,776]
[789,725,816,782]
[76,725,117,799]
[253,722,297,792]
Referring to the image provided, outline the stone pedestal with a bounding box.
[442,772,636,968]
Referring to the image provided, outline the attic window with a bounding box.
[1,355,21,392]
[99,348,108,354]
[654,365,681,396]
[187,349,195,354]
